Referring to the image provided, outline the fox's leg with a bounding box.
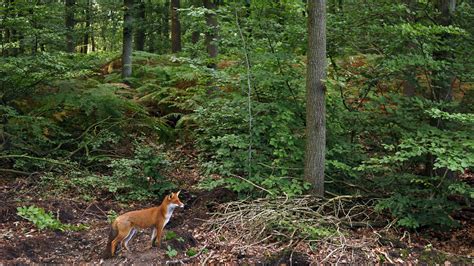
[122,227,137,251]
[111,221,132,256]
[152,222,164,248]
[111,229,128,256]
[150,228,157,247]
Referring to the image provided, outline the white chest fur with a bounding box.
[163,204,177,228]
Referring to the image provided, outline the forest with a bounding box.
[0,0,473,264]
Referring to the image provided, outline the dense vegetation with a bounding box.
[1,0,473,263]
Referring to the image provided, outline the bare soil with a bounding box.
[1,158,472,265]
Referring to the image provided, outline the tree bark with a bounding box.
[426,0,456,179]
[191,31,200,44]
[170,0,182,53]
[433,0,455,102]
[162,0,170,53]
[82,0,92,54]
[189,0,201,46]
[122,0,134,79]
[65,0,76,53]
[135,0,146,51]
[204,0,218,68]
[304,0,327,197]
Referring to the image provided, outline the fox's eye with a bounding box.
[168,195,172,200]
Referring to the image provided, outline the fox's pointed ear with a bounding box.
[176,190,181,196]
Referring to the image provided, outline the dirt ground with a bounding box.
[1,182,473,265]
[1,158,473,265]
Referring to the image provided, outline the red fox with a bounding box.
[103,191,184,258]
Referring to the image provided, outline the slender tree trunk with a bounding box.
[122,0,134,79]
[245,0,251,17]
[92,34,96,52]
[426,0,456,179]
[204,0,218,68]
[190,0,201,45]
[1,30,4,56]
[170,0,182,53]
[162,0,170,53]
[82,0,92,54]
[3,0,13,56]
[1,1,4,57]
[11,29,19,56]
[65,0,76,53]
[433,0,455,102]
[304,0,327,197]
[146,0,155,52]
[9,0,20,56]
[135,0,146,51]
[402,0,417,97]
[191,31,200,44]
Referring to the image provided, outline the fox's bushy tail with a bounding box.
[103,221,118,259]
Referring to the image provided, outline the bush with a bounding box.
[358,97,474,229]
[194,95,309,196]
[38,142,176,202]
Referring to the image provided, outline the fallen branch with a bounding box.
[0,154,72,167]
[228,173,274,195]
[0,168,31,176]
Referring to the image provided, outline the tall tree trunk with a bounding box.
[426,0,456,179]
[3,0,14,56]
[162,0,170,53]
[9,0,20,56]
[91,34,96,52]
[82,0,92,54]
[402,0,417,97]
[190,0,201,45]
[170,0,182,53]
[135,0,146,51]
[204,0,218,68]
[65,0,76,53]
[433,0,455,102]
[304,0,327,197]
[122,0,134,79]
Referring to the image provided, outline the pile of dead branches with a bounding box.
[205,195,386,249]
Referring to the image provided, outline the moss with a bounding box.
[419,250,447,264]
[400,248,410,258]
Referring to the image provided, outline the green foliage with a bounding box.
[2,0,473,234]
[163,231,178,241]
[194,96,308,196]
[107,210,118,223]
[165,245,178,258]
[276,220,335,240]
[186,248,198,257]
[354,97,473,229]
[375,189,459,229]
[106,143,176,201]
[17,205,87,232]
[37,142,176,202]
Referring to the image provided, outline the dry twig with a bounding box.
[204,195,384,262]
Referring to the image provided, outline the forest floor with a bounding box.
[1,147,472,265]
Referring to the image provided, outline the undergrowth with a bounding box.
[17,205,88,232]
[2,51,472,230]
